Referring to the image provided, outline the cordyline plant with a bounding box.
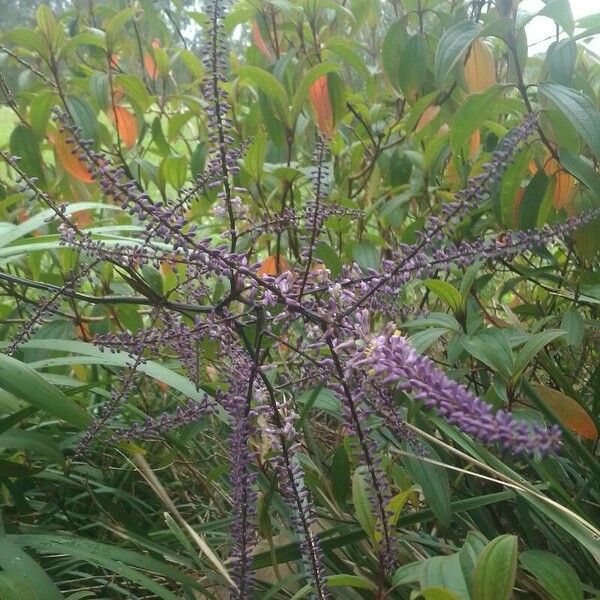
[1,1,599,598]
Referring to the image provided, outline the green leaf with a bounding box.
[8,534,199,600]
[0,429,63,464]
[160,155,188,189]
[243,129,267,180]
[425,280,462,313]
[472,535,518,600]
[459,531,487,591]
[396,33,428,102]
[105,6,137,47]
[559,148,600,200]
[560,309,584,348]
[66,96,99,143]
[0,572,38,600]
[539,0,574,35]
[519,550,583,600]
[420,553,471,600]
[539,82,600,163]
[325,38,369,80]
[513,330,566,378]
[291,62,340,123]
[403,444,451,528]
[29,91,57,137]
[382,16,407,92]
[463,330,514,379]
[330,444,350,506]
[315,242,341,278]
[16,339,207,406]
[352,241,379,271]
[518,169,548,230]
[451,86,503,155]
[0,540,63,600]
[394,560,423,585]
[237,65,289,125]
[546,39,576,87]
[409,328,447,353]
[0,354,90,429]
[326,574,376,590]
[352,467,376,543]
[9,125,45,187]
[419,588,461,600]
[435,21,481,85]
[3,28,47,56]
[0,203,121,248]
[114,74,152,111]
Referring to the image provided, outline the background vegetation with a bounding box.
[0,0,599,599]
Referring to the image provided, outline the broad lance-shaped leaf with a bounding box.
[0,354,90,429]
[472,534,518,600]
[539,82,600,163]
[435,20,481,84]
[236,65,290,124]
[519,550,583,600]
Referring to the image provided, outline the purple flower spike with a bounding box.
[349,328,561,456]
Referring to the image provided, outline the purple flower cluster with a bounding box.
[348,328,562,455]
[113,399,214,440]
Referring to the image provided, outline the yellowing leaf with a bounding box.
[532,384,597,440]
[464,39,496,94]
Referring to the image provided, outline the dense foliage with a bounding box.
[0,1,599,599]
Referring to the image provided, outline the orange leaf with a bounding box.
[463,39,496,94]
[309,75,335,137]
[73,209,93,229]
[53,129,93,183]
[110,106,138,148]
[109,53,119,70]
[144,40,161,80]
[543,155,576,211]
[415,105,440,132]
[257,255,291,277]
[552,169,576,210]
[144,53,158,80]
[469,129,481,159]
[251,21,273,60]
[532,384,598,440]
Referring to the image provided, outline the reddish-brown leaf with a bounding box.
[251,21,273,60]
[110,106,138,148]
[53,129,94,183]
[533,384,598,440]
[309,75,335,137]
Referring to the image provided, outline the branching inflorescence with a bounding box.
[3,3,600,597]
